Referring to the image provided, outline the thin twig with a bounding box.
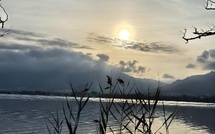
[182,26,215,43]
[0,4,9,28]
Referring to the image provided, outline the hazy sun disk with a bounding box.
[119,29,130,40]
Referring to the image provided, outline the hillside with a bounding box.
[162,71,215,96]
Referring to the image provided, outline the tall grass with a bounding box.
[47,76,177,134]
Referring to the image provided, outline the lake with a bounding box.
[0,94,215,134]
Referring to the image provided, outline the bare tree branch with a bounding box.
[0,1,10,37]
[182,1,215,43]
[182,26,215,43]
[0,4,8,28]
[205,0,215,10]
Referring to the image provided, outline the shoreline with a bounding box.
[0,90,215,103]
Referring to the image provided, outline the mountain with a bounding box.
[85,73,167,94]
[161,71,215,96]
[134,78,166,93]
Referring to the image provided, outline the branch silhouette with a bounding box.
[0,1,10,37]
[182,26,215,43]
[205,0,215,10]
[0,4,8,28]
[182,0,215,43]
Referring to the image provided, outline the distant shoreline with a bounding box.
[0,90,215,103]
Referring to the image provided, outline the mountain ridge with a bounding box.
[161,71,215,96]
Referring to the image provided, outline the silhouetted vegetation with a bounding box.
[0,1,10,36]
[1,89,215,103]
[182,0,215,43]
[47,76,177,134]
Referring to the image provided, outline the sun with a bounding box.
[119,29,130,40]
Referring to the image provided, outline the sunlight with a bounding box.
[119,29,130,40]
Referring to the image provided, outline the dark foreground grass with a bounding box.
[47,76,177,134]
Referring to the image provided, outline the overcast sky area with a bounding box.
[1,0,215,91]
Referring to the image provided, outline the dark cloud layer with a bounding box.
[197,50,209,63]
[0,29,147,91]
[1,29,93,50]
[0,30,105,91]
[87,33,180,53]
[197,49,215,70]
[0,48,97,90]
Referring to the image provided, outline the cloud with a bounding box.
[1,29,93,50]
[0,43,41,50]
[0,48,98,90]
[162,74,175,79]
[0,29,146,91]
[197,50,209,63]
[126,42,179,53]
[9,29,45,38]
[197,49,215,70]
[118,60,146,74]
[0,29,149,91]
[96,54,109,62]
[186,63,196,69]
[86,33,179,53]
[0,30,114,91]
[209,49,215,59]
[87,33,115,44]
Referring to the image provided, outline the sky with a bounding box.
[1,0,215,91]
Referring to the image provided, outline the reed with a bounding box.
[47,76,177,134]
[46,110,63,134]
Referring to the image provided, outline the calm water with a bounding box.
[0,94,215,134]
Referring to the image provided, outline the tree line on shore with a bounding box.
[0,90,215,103]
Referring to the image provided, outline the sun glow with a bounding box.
[119,29,130,40]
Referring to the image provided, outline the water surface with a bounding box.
[0,94,214,134]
